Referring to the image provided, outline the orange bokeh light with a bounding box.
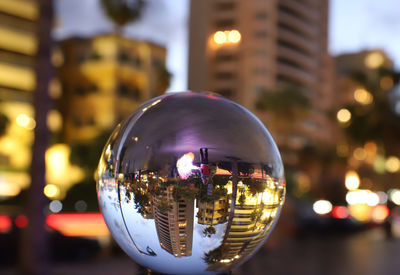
[46,213,109,237]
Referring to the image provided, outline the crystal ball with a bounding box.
[96,92,285,274]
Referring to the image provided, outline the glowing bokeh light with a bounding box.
[366,192,380,207]
[16,113,36,129]
[331,206,349,219]
[345,170,360,191]
[337,108,351,123]
[44,184,59,198]
[313,200,332,215]
[46,213,109,237]
[380,76,394,90]
[377,191,388,204]
[364,51,384,69]
[389,189,400,205]
[373,156,386,174]
[176,152,197,180]
[213,31,227,44]
[213,30,241,45]
[0,182,21,197]
[348,204,371,222]
[0,216,12,233]
[371,205,389,224]
[386,156,400,173]
[49,200,63,213]
[228,30,241,43]
[15,215,28,228]
[353,147,366,161]
[354,88,373,105]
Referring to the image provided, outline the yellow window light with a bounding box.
[337,108,351,123]
[228,30,241,43]
[213,31,227,44]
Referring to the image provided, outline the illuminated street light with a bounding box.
[345,170,360,190]
[337,108,351,123]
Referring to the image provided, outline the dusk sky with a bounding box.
[55,0,400,92]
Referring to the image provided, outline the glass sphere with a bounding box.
[96,92,285,274]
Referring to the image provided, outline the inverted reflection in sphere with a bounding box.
[96,92,285,274]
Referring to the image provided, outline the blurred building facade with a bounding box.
[0,0,38,195]
[188,0,333,152]
[57,35,168,142]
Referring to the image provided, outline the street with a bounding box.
[2,227,400,275]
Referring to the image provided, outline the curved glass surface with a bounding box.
[96,92,285,274]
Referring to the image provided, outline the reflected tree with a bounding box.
[100,0,145,35]
[203,226,216,238]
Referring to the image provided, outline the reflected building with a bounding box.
[188,0,334,157]
[57,35,168,142]
[197,196,228,225]
[152,185,194,257]
[205,175,283,271]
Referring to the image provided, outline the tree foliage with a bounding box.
[100,0,145,27]
[256,84,311,117]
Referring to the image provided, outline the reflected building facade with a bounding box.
[152,185,194,257]
[197,196,228,225]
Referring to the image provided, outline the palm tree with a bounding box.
[256,84,311,138]
[20,0,54,274]
[100,0,145,35]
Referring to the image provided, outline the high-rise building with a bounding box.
[204,180,283,271]
[197,196,228,225]
[57,35,168,142]
[152,185,194,257]
[0,0,38,191]
[188,0,333,150]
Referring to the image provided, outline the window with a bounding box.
[253,67,268,75]
[278,39,311,57]
[215,18,236,29]
[215,53,235,62]
[215,2,236,11]
[216,88,234,97]
[215,72,235,80]
[254,30,268,38]
[255,11,268,20]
